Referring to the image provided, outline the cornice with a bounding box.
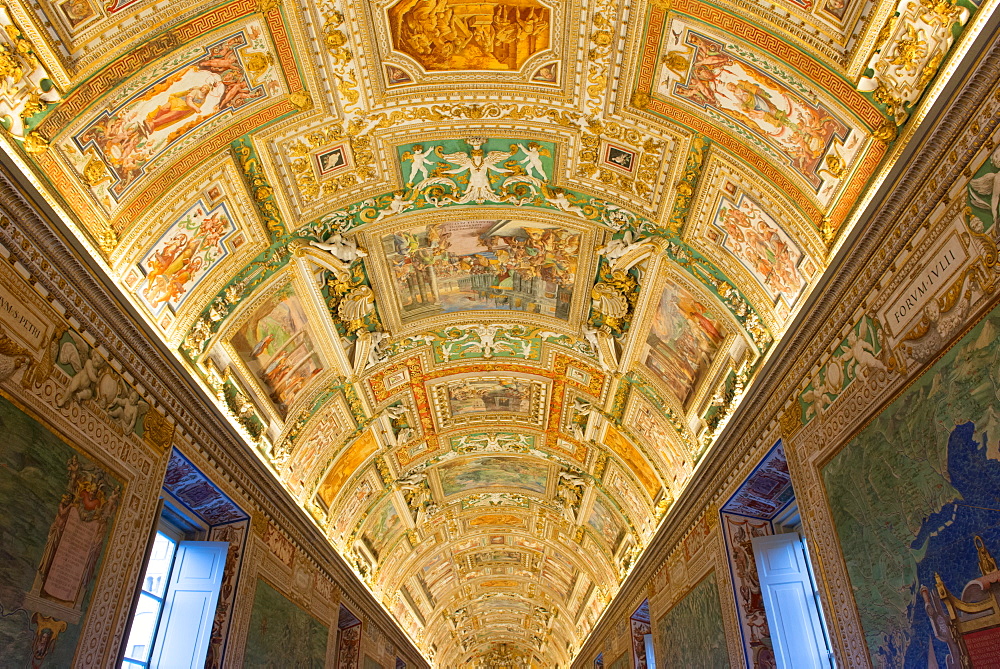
[0,159,431,667]
[572,11,1000,666]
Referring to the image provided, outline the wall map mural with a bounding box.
[824,303,1000,668]
[245,579,328,668]
[655,571,730,668]
[0,394,121,666]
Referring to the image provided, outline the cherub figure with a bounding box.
[516,142,548,180]
[405,144,438,185]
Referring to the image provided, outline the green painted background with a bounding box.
[244,579,328,668]
[655,571,730,668]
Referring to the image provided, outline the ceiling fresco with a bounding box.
[0,0,991,663]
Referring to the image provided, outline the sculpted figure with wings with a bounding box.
[441,138,514,204]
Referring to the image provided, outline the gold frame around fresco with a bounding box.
[626,257,751,418]
[357,0,574,94]
[215,267,341,426]
[360,206,599,338]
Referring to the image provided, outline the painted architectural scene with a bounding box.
[445,377,533,415]
[587,496,624,552]
[245,579,328,668]
[437,456,548,496]
[229,284,325,418]
[823,303,1000,668]
[710,194,806,307]
[129,200,237,317]
[382,219,578,322]
[387,0,551,71]
[644,282,726,406]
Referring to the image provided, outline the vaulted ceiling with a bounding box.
[0,0,985,663]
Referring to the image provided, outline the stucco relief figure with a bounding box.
[557,470,587,523]
[402,144,439,185]
[310,231,368,275]
[969,146,1000,225]
[440,139,514,204]
[56,331,113,408]
[388,0,550,71]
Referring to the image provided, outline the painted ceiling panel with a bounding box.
[0,0,989,663]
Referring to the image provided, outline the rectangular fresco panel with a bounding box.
[245,579,328,668]
[658,30,849,188]
[603,425,661,498]
[586,495,624,551]
[0,394,122,666]
[381,219,578,322]
[711,195,806,307]
[72,25,278,199]
[134,199,237,316]
[645,282,725,406]
[822,303,1000,668]
[316,430,378,510]
[229,283,325,418]
[446,377,532,416]
[438,456,548,496]
[655,571,731,668]
[361,498,403,559]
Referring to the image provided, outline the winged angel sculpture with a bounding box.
[409,138,558,207]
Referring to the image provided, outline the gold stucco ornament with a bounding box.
[288,89,313,111]
[21,130,46,154]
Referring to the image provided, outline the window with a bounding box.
[751,503,834,669]
[122,531,179,667]
[630,600,655,669]
[120,505,228,669]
